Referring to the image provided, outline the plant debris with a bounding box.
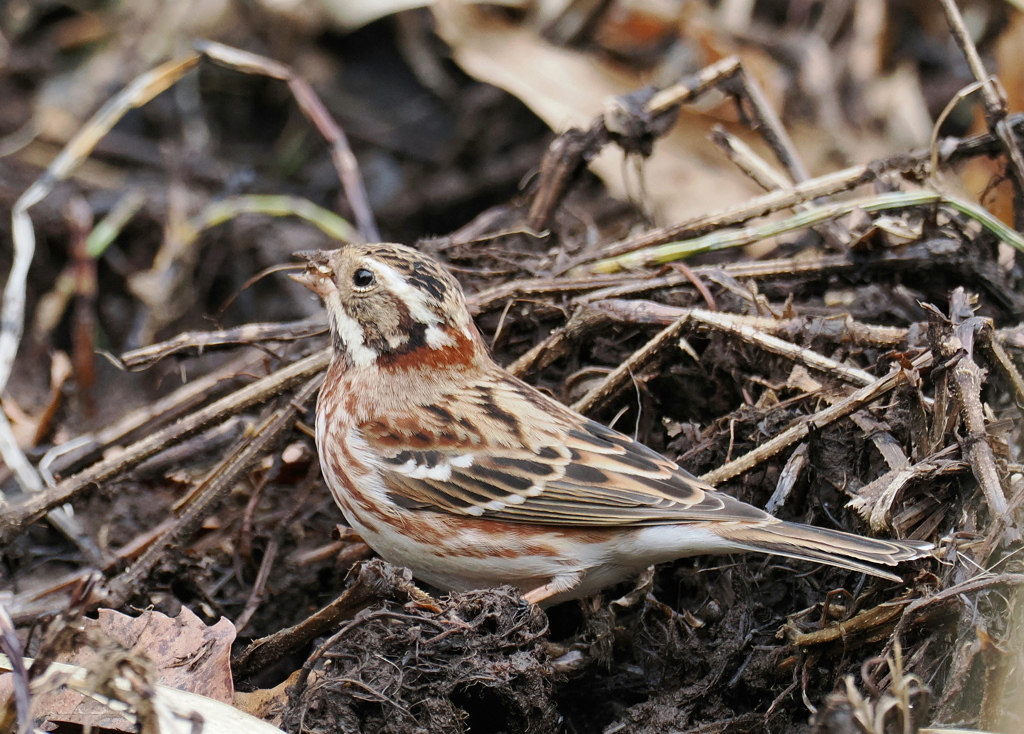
[2,2,1024,733]
[282,576,557,734]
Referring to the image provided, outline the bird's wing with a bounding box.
[358,373,769,527]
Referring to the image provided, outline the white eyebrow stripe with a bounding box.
[371,261,441,327]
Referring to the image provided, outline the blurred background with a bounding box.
[2,2,1024,732]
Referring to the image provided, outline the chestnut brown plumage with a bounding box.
[293,243,932,605]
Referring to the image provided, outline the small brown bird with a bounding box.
[293,243,932,605]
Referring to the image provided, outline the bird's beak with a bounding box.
[290,250,335,298]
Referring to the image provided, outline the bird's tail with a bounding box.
[712,521,934,581]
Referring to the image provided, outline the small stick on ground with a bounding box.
[572,315,690,416]
[505,306,611,379]
[701,352,932,486]
[932,288,1010,521]
[938,0,1024,225]
[232,560,431,679]
[42,351,264,480]
[118,317,327,371]
[0,349,330,546]
[104,374,322,608]
[765,443,809,515]
[590,299,878,387]
[717,64,810,184]
[711,125,796,192]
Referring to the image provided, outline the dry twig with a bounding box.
[701,352,933,486]
[104,374,322,607]
[0,349,330,546]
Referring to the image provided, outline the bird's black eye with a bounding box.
[352,268,375,289]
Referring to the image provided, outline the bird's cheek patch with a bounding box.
[330,304,379,368]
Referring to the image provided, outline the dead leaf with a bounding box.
[0,607,235,732]
[433,3,763,225]
[234,669,301,727]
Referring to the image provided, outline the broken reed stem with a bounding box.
[232,560,429,679]
[847,445,963,533]
[952,346,1008,518]
[571,299,880,418]
[572,315,689,416]
[119,317,327,370]
[582,190,1024,274]
[701,352,932,486]
[938,0,1024,198]
[104,374,322,608]
[0,349,330,546]
[646,56,741,115]
[586,114,1024,266]
[942,290,1009,520]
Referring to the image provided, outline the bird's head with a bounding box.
[292,243,481,370]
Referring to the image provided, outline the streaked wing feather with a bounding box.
[365,374,769,527]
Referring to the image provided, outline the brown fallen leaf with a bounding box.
[432,2,763,226]
[0,606,235,732]
[234,669,301,728]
